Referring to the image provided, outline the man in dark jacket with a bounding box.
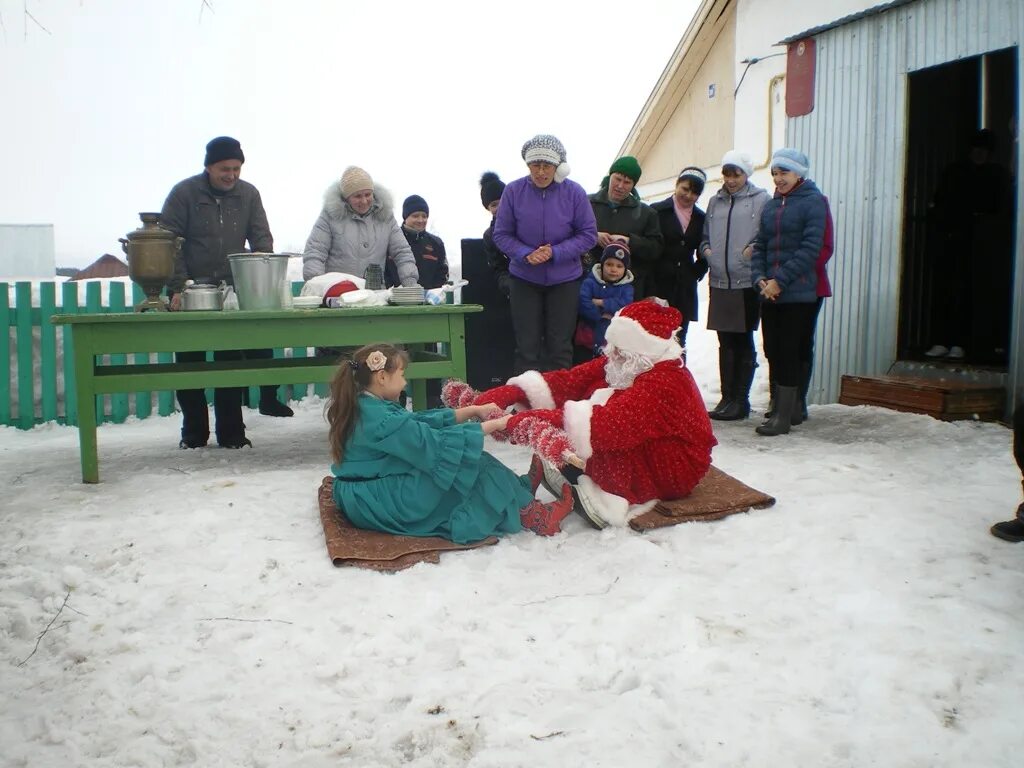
[385,195,449,289]
[160,136,291,451]
[587,156,663,299]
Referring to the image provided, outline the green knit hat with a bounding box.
[608,155,642,184]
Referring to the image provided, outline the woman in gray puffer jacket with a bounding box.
[699,150,770,422]
[302,166,419,285]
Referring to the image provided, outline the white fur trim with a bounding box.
[299,271,365,297]
[590,387,615,406]
[604,316,683,364]
[576,476,657,527]
[563,399,593,460]
[507,370,555,410]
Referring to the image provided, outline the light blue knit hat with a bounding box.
[771,148,810,177]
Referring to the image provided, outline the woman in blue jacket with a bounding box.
[750,148,827,436]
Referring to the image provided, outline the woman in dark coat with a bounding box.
[750,148,827,437]
[651,167,708,350]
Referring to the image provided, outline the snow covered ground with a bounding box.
[1,318,1022,767]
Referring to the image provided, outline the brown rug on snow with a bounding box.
[319,466,774,569]
[318,477,498,572]
[628,465,775,531]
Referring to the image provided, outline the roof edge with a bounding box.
[618,0,724,157]
[778,0,916,44]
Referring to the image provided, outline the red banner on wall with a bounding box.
[786,38,816,117]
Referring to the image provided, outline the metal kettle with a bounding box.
[180,280,227,311]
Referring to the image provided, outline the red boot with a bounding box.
[520,483,574,536]
[526,454,544,494]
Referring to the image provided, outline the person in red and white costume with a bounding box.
[473,300,717,527]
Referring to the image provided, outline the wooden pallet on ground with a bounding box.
[839,374,1005,421]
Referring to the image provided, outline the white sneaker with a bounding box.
[924,344,949,357]
[570,483,609,530]
[540,459,567,498]
[947,346,965,360]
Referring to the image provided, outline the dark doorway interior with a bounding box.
[898,47,1018,368]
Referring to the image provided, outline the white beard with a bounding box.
[604,346,654,389]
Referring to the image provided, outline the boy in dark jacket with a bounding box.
[480,172,511,298]
[577,243,635,357]
[385,195,449,289]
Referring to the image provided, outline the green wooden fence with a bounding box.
[1,280,320,430]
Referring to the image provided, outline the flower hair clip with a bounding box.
[365,350,388,372]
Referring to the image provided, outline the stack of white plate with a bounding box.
[390,285,425,305]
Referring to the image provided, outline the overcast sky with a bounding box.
[1,0,699,267]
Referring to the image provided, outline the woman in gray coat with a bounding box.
[699,150,770,421]
[302,166,419,286]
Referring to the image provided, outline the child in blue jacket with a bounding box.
[578,243,635,355]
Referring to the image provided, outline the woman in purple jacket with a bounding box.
[493,134,598,373]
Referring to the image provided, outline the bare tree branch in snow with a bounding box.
[23,0,52,39]
[17,590,72,667]
[199,0,214,24]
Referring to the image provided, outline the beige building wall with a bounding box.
[622,0,737,200]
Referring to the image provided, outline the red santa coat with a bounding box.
[477,356,716,505]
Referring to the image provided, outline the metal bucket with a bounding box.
[228,253,288,310]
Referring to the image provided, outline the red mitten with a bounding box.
[473,384,527,410]
[507,415,575,467]
[507,408,564,432]
[441,379,480,408]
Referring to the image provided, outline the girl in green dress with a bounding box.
[327,344,574,543]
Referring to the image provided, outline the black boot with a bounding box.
[763,387,775,421]
[792,361,812,426]
[709,348,736,419]
[214,387,250,448]
[259,385,294,417]
[715,351,755,421]
[756,385,797,436]
[990,517,1024,542]
[176,388,210,448]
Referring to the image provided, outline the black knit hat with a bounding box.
[600,243,631,270]
[204,136,245,167]
[402,194,429,220]
[479,171,506,209]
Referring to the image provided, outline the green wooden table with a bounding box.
[51,304,482,483]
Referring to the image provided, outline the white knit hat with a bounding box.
[720,150,754,177]
[521,134,571,183]
[339,166,374,198]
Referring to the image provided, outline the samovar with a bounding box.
[119,212,182,311]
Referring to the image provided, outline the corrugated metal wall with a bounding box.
[788,0,1024,408]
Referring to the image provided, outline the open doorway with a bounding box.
[898,47,1018,368]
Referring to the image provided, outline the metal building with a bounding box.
[783,0,1023,413]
